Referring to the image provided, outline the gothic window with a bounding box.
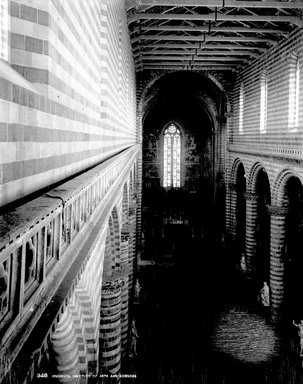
[163,124,181,188]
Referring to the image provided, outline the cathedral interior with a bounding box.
[0,0,303,383]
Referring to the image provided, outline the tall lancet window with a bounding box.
[163,124,181,188]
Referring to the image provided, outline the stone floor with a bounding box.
[130,233,303,384]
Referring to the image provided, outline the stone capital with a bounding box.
[244,192,259,201]
[102,278,123,293]
[266,205,289,217]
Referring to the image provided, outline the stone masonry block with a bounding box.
[38,10,49,26]
[0,123,8,141]
[25,36,43,54]
[23,159,36,178]
[24,67,49,84]
[8,124,24,142]
[24,126,35,142]
[12,84,20,104]
[11,33,25,50]
[20,88,29,107]
[10,2,20,18]
[3,162,13,184]
[20,4,37,23]
[12,162,22,181]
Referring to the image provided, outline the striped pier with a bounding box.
[267,205,288,318]
[51,309,81,383]
[100,280,122,376]
[120,230,130,355]
[244,192,259,276]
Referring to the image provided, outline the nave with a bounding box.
[133,231,303,384]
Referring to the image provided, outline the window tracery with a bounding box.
[164,124,181,188]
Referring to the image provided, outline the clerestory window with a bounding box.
[260,72,267,134]
[239,83,244,134]
[163,123,181,188]
[289,56,300,131]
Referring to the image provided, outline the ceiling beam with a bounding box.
[132,25,287,36]
[132,43,267,52]
[134,49,260,58]
[126,0,303,11]
[128,13,302,27]
[137,60,241,67]
[139,55,249,62]
[141,65,237,71]
[131,35,276,44]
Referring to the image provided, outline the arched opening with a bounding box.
[284,176,303,317]
[235,163,246,257]
[163,123,182,188]
[141,71,225,263]
[255,168,271,284]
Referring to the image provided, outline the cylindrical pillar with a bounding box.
[267,205,289,315]
[128,204,136,295]
[226,182,237,243]
[100,280,122,376]
[120,230,130,355]
[51,309,81,383]
[244,192,259,276]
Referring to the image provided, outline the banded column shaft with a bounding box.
[244,192,259,276]
[128,205,136,294]
[120,230,130,355]
[136,151,143,254]
[51,307,81,383]
[75,280,100,375]
[226,182,237,241]
[68,291,87,377]
[100,280,122,376]
[267,205,288,313]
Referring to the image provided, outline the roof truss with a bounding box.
[126,1,303,73]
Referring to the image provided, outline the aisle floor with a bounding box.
[132,238,303,384]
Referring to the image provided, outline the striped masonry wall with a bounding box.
[0,0,136,207]
[231,28,303,146]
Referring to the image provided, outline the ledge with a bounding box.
[0,59,40,94]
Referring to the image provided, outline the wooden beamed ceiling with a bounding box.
[126,0,303,73]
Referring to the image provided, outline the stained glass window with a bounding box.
[163,124,181,188]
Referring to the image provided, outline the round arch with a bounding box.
[230,158,246,185]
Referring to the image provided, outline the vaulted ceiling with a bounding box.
[126,0,303,73]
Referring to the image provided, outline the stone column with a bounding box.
[267,205,289,315]
[128,202,137,295]
[51,308,81,383]
[120,230,130,355]
[99,280,122,377]
[226,182,237,243]
[244,192,259,277]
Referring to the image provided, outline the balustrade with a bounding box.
[0,146,140,382]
